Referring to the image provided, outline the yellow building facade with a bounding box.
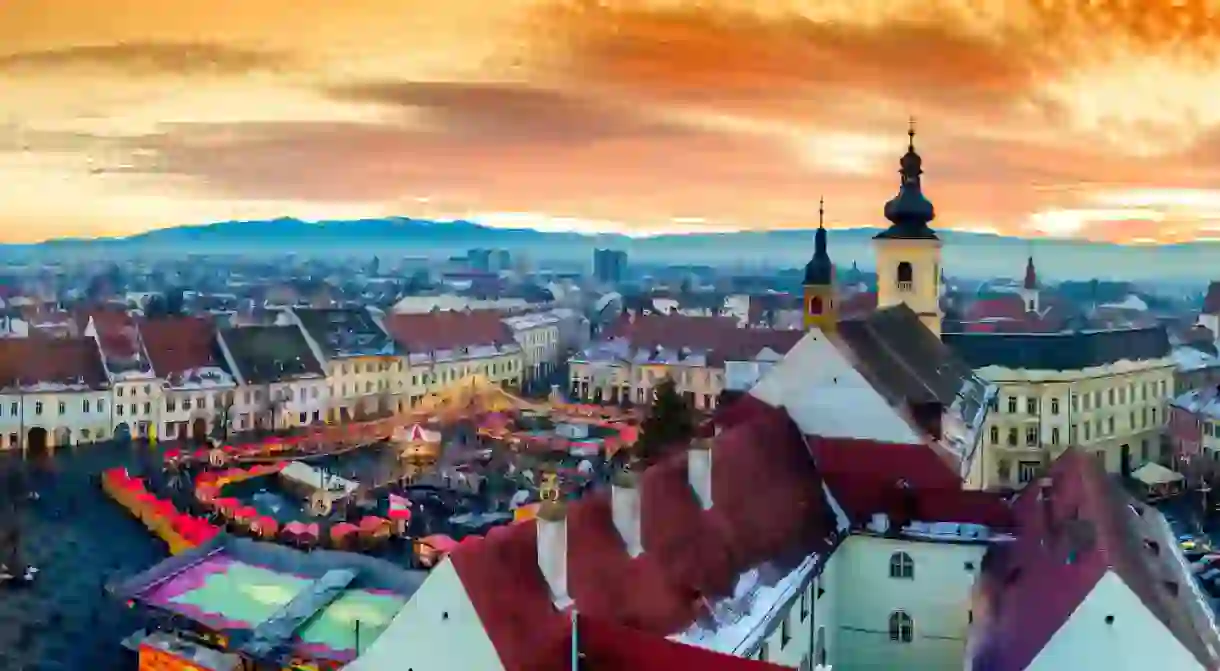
[971,358,1175,490]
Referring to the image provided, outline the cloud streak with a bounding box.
[4,0,1220,244]
[0,41,290,76]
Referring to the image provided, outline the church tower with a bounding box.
[1019,256,1040,313]
[803,197,837,332]
[874,121,943,338]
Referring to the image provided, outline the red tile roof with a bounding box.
[962,295,1066,334]
[1205,281,1220,315]
[0,337,108,389]
[448,409,837,671]
[139,316,221,378]
[707,393,783,434]
[804,436,1013,528]
[602,314,802,365]
[529,613,791,671]
[78,307,143,360]
[970,448,1220,671]
[383,310,516,353]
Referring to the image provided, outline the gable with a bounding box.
[1027,571,1206,671]
[749,329,921,444]
[344,560,506,671]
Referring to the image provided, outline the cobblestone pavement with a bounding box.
[0,444,165,671]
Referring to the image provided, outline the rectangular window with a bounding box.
[1008,397,1018,413]
[82,399,90,413]
[990,426,999,444]
[1018,461,1040,483]
[167,399,176,412]
[1026,426,1038,446]
[34,402,42,415]
[58,401,65,414]
[1008,428,1018,446]
[1051,398,1060,415]
[1026,398,1038,414]
[1108,417,1115,434]
[781,616,791,647]
[117,387,123,397]
[1051,428,1060,445]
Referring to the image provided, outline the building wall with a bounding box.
[509,322,560,381]
[113,380,161,438]
[874,237,943,338]
[230,379,328,431]
[976,359,1175,490]
[1022,571,1204,671]
[327,356,394,422]
[0,390,113,449]
[567,360,725,410]
[397,352,524,411]
[160,386,236,440]
[830,534,986,671]
[346,560,507,671]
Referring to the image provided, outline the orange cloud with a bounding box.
[3,0,1220,244]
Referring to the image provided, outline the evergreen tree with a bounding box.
[633,377,694,467]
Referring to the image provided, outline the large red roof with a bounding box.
[77,307,143,360]
[806,436,1013,529]
[707,392,784,434]
[0,337,108,389]
[140,316,221,378]
[602,314,802,365]
[448,409,837,671]
[529,613,792,671]
[383,310,516,353]
[969,448,1219,671]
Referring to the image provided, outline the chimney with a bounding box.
[610,469,643,557]
[688,439,713,510]
[536,501,573,609]
[909,400,944,441]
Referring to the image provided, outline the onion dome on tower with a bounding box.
[804,197,834,286]
[877,120,938,240]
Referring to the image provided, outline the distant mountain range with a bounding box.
[5,217,1217,283]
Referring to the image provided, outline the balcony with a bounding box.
[896,281,913,292]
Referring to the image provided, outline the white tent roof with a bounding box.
[1131,462,1184,487]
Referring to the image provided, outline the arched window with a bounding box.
[896,262,914,286]
[889,611,914,643]
[889,551,914,579]
[809,296,824,315]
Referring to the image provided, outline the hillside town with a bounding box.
[2,130,1220,671]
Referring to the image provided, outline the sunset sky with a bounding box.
[4,0,1220,244]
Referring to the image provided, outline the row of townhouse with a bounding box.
[567,313,803,410]
[0,306,578,453]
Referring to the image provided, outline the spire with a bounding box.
[878,119,937,240]
[1024,255,1038,290]
[804,196,833,286]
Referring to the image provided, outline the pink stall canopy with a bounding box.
[331,523,359,540]
[358,516,387,533]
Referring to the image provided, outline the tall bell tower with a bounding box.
[874,120,943,339]
[803,197,837,332]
